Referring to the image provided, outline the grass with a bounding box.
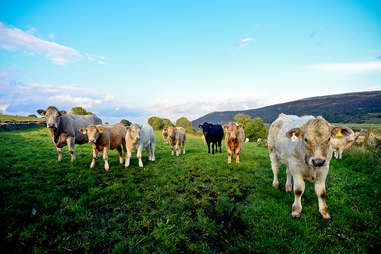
[0,127,380,253]
[0,115,44,122]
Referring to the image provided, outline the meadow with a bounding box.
[0,127,380,253]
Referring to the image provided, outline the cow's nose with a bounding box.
[47,123,54,128]
[136,137,140,141]
[312,158,326,167]
[89,139,96,143]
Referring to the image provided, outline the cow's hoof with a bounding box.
[285,185,292,192]
[291,212,301,219]
[320,209,331,220]
[272,181,279,189]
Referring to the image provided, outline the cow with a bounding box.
[198,122,224,154]
[125,124,156,167]
[268,113,353,219]
[166,126,186,156]
[223,122,245,163]
[79,124,127,171]
[37,106,102,162]
[162,128,169,143]
[330,127,355,159]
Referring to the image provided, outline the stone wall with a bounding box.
[0,120,45,130]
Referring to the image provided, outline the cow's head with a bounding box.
[162,128,168,139]
[286,118,352,168]
[37,106,67,129]
[80,125,103,143]
[223,122,243,140]
[167,127,177,141]
[199,122,212,135]
[126,124,142,143]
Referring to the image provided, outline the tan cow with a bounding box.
[80,123,127,171]
[162,128,169,143]
[125,124,156,167]
[37,106,102,162]
[223,122,245,163]
[330,127,355,159]
[268,113,353,219]
[167,127,186,156]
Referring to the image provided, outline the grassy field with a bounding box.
[0,127,380,253]
[0,115,44,122]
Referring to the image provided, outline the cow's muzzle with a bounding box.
[89,139,96,143]
[311,158,326,167]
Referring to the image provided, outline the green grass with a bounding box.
[332,122,381,129]
[0,114,44,122]
[0,127,380,253]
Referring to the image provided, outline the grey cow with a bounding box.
[37,106,102,162]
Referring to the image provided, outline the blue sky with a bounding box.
[1,0,380,123]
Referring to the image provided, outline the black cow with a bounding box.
[199,122,224,154]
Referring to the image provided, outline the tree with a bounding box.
[162,118,174,128]
[234,113,251,124]
[71,106,91,115]
[244,117,267,141]
[176,117,195,133]
[148,116,164,130]
[120,119,132,126]
[28,114,37,118]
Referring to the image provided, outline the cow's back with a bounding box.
[62,114,102,144]
[108,124,127,149]
[268,114,314,161]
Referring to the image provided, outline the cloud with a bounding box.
[0,22,82,65]
[310,61,381,72]
[86,53,106,64]
[49,33,55,39]
[0,80,144,123]
[241,38,254,43]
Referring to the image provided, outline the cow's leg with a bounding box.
[117,145,123,164]
[207,142,210,153]
[125,149,132,168]
[67,137,75,161]
[339,148,343,159]
[151,142,155,161]
[57,147,62,162]
[285,166,292,192]
[146,146,151,161]
[315,172,330,219]
[103,147,109,171]
[227,147,232,164]
[333,150,338,159]
[183,141,186,154]
[176,142,180,157]
[171,144,174,156]
[269,146,280,188]
[137,146,143,167]
[292,174,305,218]
[219,140,222,153]
[212,142,215,154]
[90,144,98,168]
[235,147,241,163]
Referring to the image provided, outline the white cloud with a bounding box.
[310,61,381,73]
[97,60,105,64]
[86,53,105,64]
[241,38,254,43]
[0,104,8,114]
[49,33,55,39]
[0,22,82,65]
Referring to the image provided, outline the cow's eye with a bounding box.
[328,137,331,142]
[304,138,308,143]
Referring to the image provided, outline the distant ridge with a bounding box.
[192,91,381,127]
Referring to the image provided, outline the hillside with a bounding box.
[192,91,381,126]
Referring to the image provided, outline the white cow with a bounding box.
[268,113,352,219]
[125,124,156,168]
[330,128,355,159]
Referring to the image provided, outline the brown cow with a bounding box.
[80,123,127,171]
[223,122,245,163]
[166,127,186,156]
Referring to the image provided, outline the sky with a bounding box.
[0,0,381,123]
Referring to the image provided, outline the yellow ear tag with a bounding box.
[291,133,297,142]
[335,129,343,137]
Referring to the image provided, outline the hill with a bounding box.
[192,91,381,126]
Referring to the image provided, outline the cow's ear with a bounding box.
[237,124,243,129]
[97,127,104,133]
[286,128,303,141]
[79,128,87,134]
[331,126,353,138]
[198,125,202,129]
[223,125,228,130]
[37,109,46,116]
[60,110,67,116]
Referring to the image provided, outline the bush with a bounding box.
[148,116,174,130]
[233,114,267,141]
[176,117,195,133]
[71,106,92,115]
[28,114,37,118]
[120,119,132,126]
